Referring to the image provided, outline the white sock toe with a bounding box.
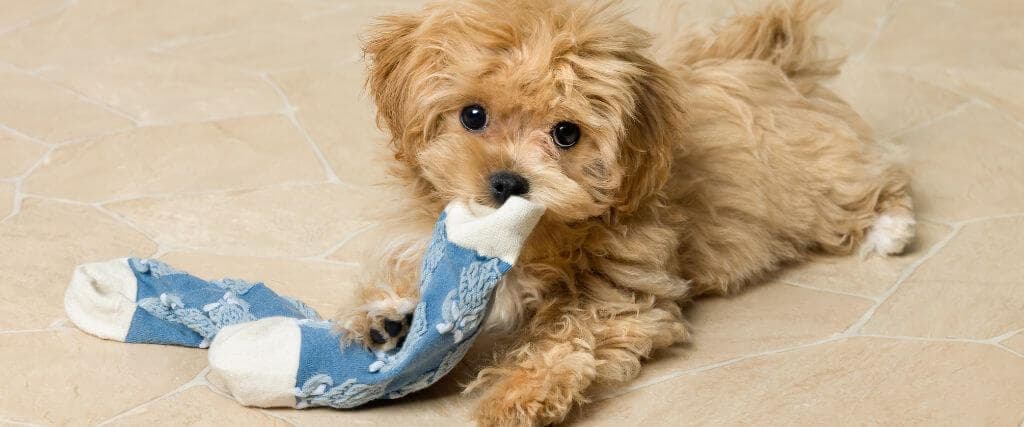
[862,214,917,257]
[207,317,302,408]
[64,258,138,341]
[445,196,545,264]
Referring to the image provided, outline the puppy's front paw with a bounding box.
[338,298,416,352]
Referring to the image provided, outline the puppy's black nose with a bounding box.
[488,171,529,205]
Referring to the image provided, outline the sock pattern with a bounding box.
[65,257,319,349]
[65,196,545,409]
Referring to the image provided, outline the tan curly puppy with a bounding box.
[338,0,915,424]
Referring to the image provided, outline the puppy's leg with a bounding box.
[335,233,426,352]
[468,295,686,426]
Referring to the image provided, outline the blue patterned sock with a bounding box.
[65,196,545,409]
[207,196,544,408]
[65,257,320,348]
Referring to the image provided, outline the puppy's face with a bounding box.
[366,0,684,222]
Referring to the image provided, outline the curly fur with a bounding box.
[338,0,915,425]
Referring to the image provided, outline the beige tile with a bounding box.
[0,0,1020,424]
[0,329,207,425]
[25,115,325,202]
[778,221,952,298]
[864,217,1024,339]
[591,282,871,397]
[575,338,1024,426]
[40,53,283,125]
[160,3,424,72]
[910,66,1024,123]
[1004,333,1024,355]
[0,67,134,143]
[627,0,888,59]
[819,0,894,58]
[159,252,361,319]
[0,0,65,31]
[912,217,1024,284]
[327,223,383,264]
[107,386,288,427]
[865,278,1024,340]
[0,129,46,178]
[827,65,967,138]
[106,184,396,258]
[895,103,1024,222]
[0,0,329,68]
[270,62,395,187]
[0,199,156,330]
[863,0,1024,69]
[0,182,12,218]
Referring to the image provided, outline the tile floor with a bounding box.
[1,0,1022,425]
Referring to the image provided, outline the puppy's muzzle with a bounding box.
[488,171,529,205]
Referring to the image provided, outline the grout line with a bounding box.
[37,108,333,146]
[844,222,963,334]
[0,415,43,427]
[96,367,211,426]
[93,180,337,206]
[0,60,143,126]
[20,193,90,206]
[996,344,1024,360]
[202,382,297,425]
[778,279,878,301]
[0,124,52,147]
[883,65,1024,133]
[92,203,163,258]
[991,328,1024,344]
[953,212,1024,227]
[306,222,379,261]
[33,76,142,126]
[0,145,56,225]
[259,409,298,426]
[134,109,286,128]
[0,317,71,334]
[49,127,138,147]
[0,328,59,335]
[259,72,342,184]
[878,98,975,144]
[595,335,846,401]
[858,333,999,345]
[846,0,900,66]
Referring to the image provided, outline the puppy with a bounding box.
[339,0,915,425]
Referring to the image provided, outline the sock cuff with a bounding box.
[64,258,139,342]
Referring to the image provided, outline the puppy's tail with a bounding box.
[675,0,842,82]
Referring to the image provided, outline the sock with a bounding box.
[64,196,544,409]
[208,196,545,408]
[65,257,320,348]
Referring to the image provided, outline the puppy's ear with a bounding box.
[616,57,687,215]
[363,12,430,165]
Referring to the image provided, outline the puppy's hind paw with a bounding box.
[861,213,916,258]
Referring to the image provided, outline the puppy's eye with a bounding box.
[460,104,488,131]
[551,121,581,149]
